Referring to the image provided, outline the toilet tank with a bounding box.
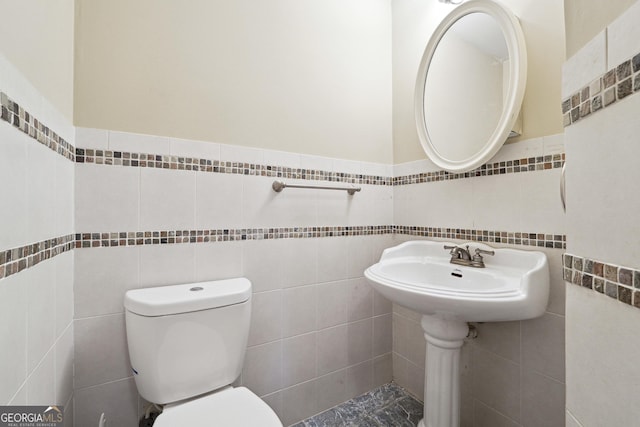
[124,278,252,405]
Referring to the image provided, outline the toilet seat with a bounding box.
[153,387,283,427]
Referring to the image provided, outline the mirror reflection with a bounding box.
[423,12,509,162]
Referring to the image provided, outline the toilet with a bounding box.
[124,277,283,426]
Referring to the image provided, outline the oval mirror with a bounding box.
[415,0,527,172]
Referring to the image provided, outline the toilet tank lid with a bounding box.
[124,278,251,317]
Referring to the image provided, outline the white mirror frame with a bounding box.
[414,0,527,173]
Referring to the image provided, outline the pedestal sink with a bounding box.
[364,240,549,427]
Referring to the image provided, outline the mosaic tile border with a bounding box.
[562,52,640,127]
[563,253,640,309]
[395,225,566,249]
[1,86,563,189]
[0,226,566,281]
[394,154,565,185]
[76,148,393,186]
[0,91,75,161]
[73,226,394,248]
[0,235,75,281]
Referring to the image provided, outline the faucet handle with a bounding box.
[475,248,495,256]
[471,248,494,268]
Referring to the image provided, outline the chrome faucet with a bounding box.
[444,245,494,268]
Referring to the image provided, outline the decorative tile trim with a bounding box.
[393,154,565,185]
[0,91,75,161]
[0,86,563,187]
[395,226,566,249]
[563,253,640,309]
[76,148,393,186]
[76,144,565,187]
[0,235,75,281]
[562,52,640,127]
[73,226,395,248]
[0,226,566,281]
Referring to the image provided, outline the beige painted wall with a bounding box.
[0,0,75,120]
[564,0,636,57]
[392,0,565,164]
[74,0,392,163]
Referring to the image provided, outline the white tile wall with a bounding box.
[564,5,640,424]
[565,92,640,267]
[69,124,572,427]
[71,128,396,426]
[562,31,607,98]
[0,58,74,415]
[607,0,640,68]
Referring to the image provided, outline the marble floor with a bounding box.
[291,383,423,427]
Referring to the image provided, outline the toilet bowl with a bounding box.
[124,278,283,426]
[153,387,281,427]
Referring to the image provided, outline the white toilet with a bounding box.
[124,277,283,427]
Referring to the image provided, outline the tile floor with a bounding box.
[291,383,423,427]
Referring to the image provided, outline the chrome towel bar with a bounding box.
[272,180,361,195]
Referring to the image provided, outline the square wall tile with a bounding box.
[521,370,565,427]
[108,131,170,154]
[248,290,282,347]
[0,123,28,250]
[243,341,282,397]
[74,247,139,318]
[26,347,55,405]
[315,369,347,413]
[474,400,520,427]
[282,333,317,387]
[75,163,140,232]
[74,313,131,389]
[372,354,393,387]
[280,239,318,288]
[281,380,318,427]
[317,325,348,376]
[139,244,196,288]
[54,324,74,405]
[242,240,284,293]
[282,285,317,338]
[194,241,243,283]
[140,168,196,230]
[347,278,373,322]
[317,237,348,283]
[195,172,243,230]
[472,347,521,422]
[346,360,373,399]
[473,321,520,364]
[75,127,108,150]
[562,30,606,98]
[607,0,640,68]
[0,273,27,404]
[73,378,139,427]
[26,261,56,372]
[169,137,219,160]
[347,318,373,366]
[373,314,392,357]
[26,140,56,243]
[317,281,348,330]
[521,312,565,383]
[55,251,74,338]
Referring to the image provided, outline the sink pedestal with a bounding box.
[417,315,468,427]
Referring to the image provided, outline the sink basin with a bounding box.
[365,240,549,322]
[365,240,549,427]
